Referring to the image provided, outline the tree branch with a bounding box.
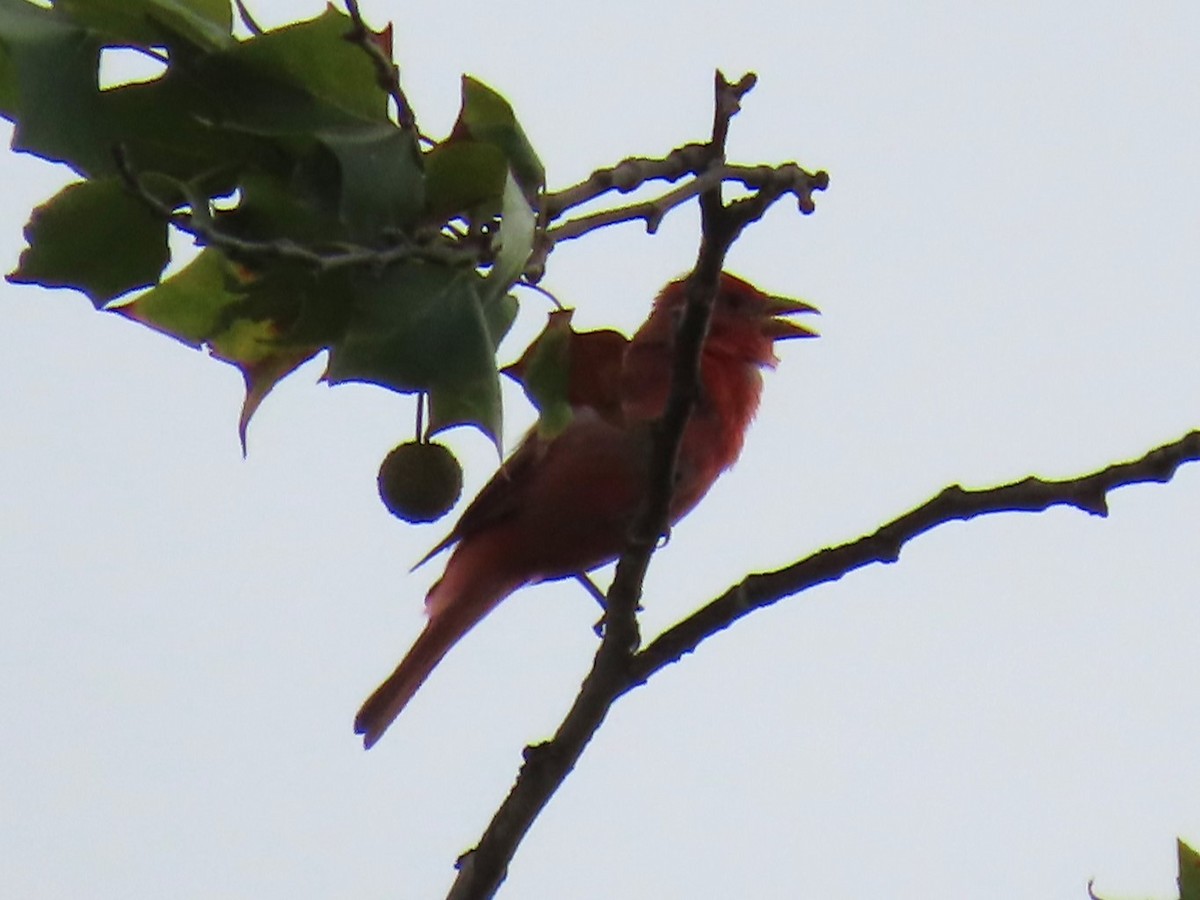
[542,162,827,246]
[630,429,1200,685]
[445,69,810,900]
[541,142,713,220]
[342,0,418,133]
[527,150,828,281]
[441,72,1200,890]
[545,168,722,243]
[449,419,1199,898]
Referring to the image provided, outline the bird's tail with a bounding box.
[354,543,525,749]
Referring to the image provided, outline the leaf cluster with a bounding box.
[0,0,542,447]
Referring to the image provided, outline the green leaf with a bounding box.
[456,76,544,198]
[117,248,347,363]
[482,169,535,301]
[101,73,266,188]
[316,122,424,239]
[0,2,109,175]
[236,347,318,454]
[115,248,247,348]
[156,0,232,39]
[116,249,320,447]
[222,262,358,352]
[482,292,518,349]
[423,139,507,218]
[214,169,340,246]
[0,1,238,178]
[1181,839,1200,900]
[326,263,506,445]
[504,311,628,437]
[8,177,168,307]
[0,27,17,116]
[204,7,389,129]
[216,126,426,253]
[507,308,574,437]
[55,0,233,51]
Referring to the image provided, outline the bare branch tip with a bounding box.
[733,72,758,95]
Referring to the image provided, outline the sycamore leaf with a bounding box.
[149,0,234,45]
[0,2,109,175]
[199,7,390,129]
[315,123,424,239]
[504,309,629,437]
[7,177,168,307]
[431,79,539,301]
[115,247,289,364]
[0,1,253,180]
[100,71,268,189]
[483,169,535,302]
[326,264,512,446]
[77,7,395,186]
[236,347,318,454]
[423,139,507,219]
[205,123,424,250]
[504,308,574,437]
[0,36,14,116]
[55,0,233,51]
[454,75,544,199]
[116,249,320,447]
[113,248,238,348]
[482,290,519,350]
[114,248,348,366]
[215,169,343,246]
[1181,839,1200,900]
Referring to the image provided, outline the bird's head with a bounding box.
[646,272,819,367]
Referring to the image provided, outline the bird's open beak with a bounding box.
[763,293,820,340]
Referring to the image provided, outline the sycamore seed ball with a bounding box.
[377,441,463,524]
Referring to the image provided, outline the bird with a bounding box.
[354,272,818,748]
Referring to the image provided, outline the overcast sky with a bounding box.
[3,1,1199,898]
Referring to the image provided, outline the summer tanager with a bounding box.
[354,272,817,748]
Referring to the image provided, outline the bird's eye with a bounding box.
[721,291,746,312]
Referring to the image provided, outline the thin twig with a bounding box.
[106,43,170,65]
[342,0,418,132]
[572,574,609,611]
[541,142,713,220]
[514,280,565,310]
[547,169,722,242]
[526,161,827,281]
[111,146,478,273]
[232,0,263,35]
[524,171,720,281]
[542,163,827,249]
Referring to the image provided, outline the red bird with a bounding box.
[355,273,817,748]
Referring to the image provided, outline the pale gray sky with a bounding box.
[3,1,1199,898]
